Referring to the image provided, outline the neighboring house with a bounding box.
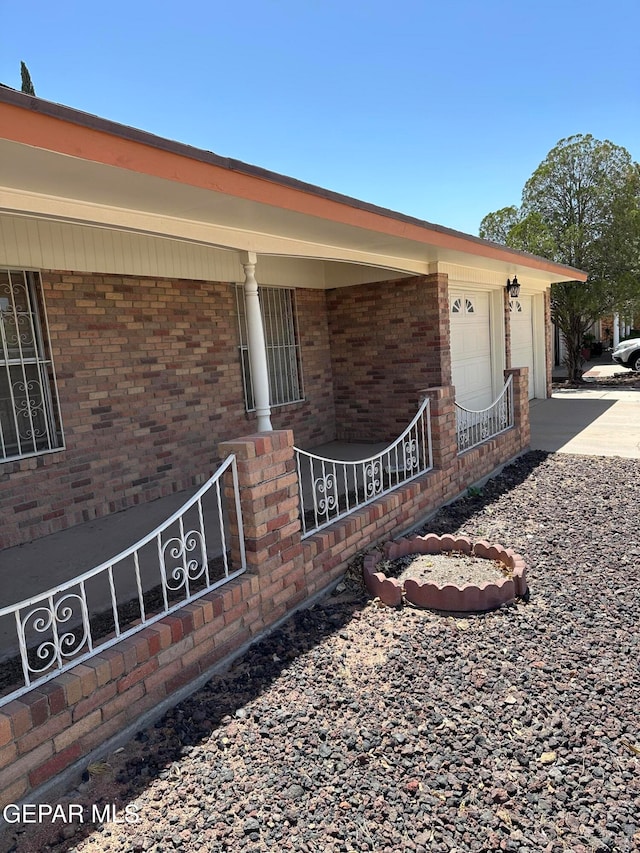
[0,87,586,551]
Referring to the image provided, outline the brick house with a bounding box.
[0,88,592,809]
[0,87,585,551]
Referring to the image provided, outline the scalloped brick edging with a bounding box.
[363,534,528,612]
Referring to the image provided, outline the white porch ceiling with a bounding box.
[0,137,582,289]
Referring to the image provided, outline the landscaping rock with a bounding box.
[3,452,639,853]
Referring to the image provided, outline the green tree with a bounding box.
[480,135,640,381]
[20,62,35,96]
[478,206,520,246]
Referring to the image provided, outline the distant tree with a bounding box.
[479,206,520,246]
[20,62,35,95]
[480,135,640,381]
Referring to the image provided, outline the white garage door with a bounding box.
[450,291,493,409]
[510,296,535,398]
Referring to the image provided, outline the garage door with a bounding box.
[450,291,493,409]
[510,297,535,398]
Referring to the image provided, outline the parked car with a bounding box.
[612,338,640,371]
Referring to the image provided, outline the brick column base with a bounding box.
[218,430,306,621]
[421,385,457,470]
[504,367,530,451]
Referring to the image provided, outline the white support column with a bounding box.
[242,252,272,431]
[613,312,620,348]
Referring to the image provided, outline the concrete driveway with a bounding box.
[529,387,640,458]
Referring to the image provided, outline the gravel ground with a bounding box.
[4,450,640,853]
[554,371,640,389]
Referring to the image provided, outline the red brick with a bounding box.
[143,658,182,694]
[164,615,184,644]
[78,710,128,753]
[101,683,145,722]
[55,672,84,706]
[142,622,172,652]
[0,741,17,770]
[17,710,73,754]
[68,664,98,697]
[72,682,118,722]
[28,742,83,788]
[1,278,336,552]
[82,656,113,687]
[222,601,248,626]
[117,658,158,693]
[180,636,215,670]
[53,709,102,752]
[0,777,28,811]
[156,635,194,667]
[164,663,200,694]
[191,617,225,646]
[1,741,53,788]
[0,713,12,747]
[35,681,66,716]
[20,691,50,727]
[3,700,32,739]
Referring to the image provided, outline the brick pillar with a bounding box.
[218,430,306,619]
[504,367,530,450]
[421,385,458,470]
[426,272,453,388]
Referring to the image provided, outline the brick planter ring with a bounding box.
[363,534,527,612]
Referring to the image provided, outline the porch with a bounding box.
[0,439,383,620]
[0,436,396,668]
[0,371,523,675]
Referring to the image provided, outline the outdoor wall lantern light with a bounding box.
[506,276,521,298]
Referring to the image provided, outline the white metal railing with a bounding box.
[0,454,245,707]
[296,398,433,537]
[455,375,514,453]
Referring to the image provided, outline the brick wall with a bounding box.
[326,274,450,442]
[0,574,261,809]
[0,273,335,549]
[0,370,530,811]
[272,288,335,448]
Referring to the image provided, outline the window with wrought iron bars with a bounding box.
[0,270,64,462]
[235,285,304,410]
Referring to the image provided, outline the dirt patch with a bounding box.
[389,552,509,587]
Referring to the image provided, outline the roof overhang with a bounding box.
[0,88,587,288]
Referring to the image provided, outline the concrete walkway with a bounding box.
[530,357,640,457]
[530,389,640,457]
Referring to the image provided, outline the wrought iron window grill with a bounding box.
[0,269,64,461]
[236,285,304,409]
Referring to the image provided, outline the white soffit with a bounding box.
[0,139,581,286]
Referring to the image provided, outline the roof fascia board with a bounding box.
[0,89,587,283]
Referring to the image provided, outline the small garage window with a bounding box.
[451,297,475,314]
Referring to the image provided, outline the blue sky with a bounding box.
[1,0,638,236]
